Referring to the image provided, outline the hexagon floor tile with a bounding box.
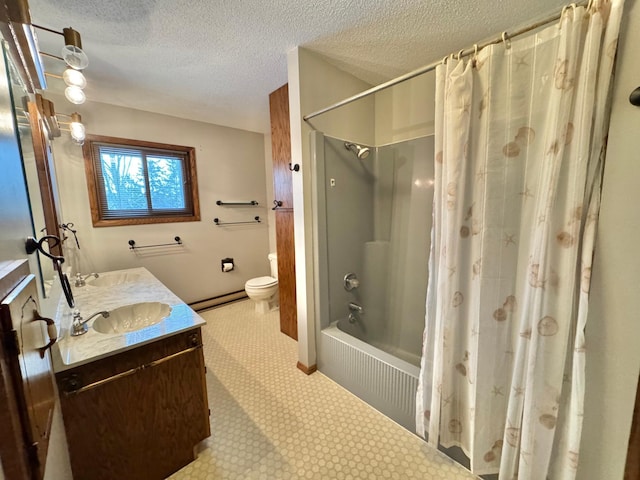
[169,300,477,480]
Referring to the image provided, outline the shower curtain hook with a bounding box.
[570,2,578,16]
[455,49,464,60]
[559,4,578,27]
[501,31,511,50]
[558,6,566,27]
[472,44,479,67]
[442,55,448,65]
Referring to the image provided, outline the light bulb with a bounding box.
[63,68,86,89]
[62,45,89,70]
[70,121,85,144]
[65,86,86,105]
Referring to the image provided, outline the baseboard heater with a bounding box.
[189,289,247,312]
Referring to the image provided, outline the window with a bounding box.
[83,135,200,226]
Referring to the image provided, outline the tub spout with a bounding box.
[348,302,363,314]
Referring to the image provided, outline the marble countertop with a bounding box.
[51,267,206,373]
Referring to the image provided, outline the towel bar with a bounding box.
[128,236,182,250]
[216,200,259,206]
[214,216,260,226]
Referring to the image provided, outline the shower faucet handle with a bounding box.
[343,273,360,291]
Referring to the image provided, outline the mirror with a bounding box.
[7,53,64,297]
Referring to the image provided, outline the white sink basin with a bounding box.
[86,272,142,287]
[93,302,171,334]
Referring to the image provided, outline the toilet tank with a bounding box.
[268,253,278,279]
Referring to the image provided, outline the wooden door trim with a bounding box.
[625,375,640,479]
[296,362,317,375]
[28,98,62,255]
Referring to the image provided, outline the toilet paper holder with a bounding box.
[221,258,234,272]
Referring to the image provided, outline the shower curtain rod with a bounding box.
[303,0,590,122]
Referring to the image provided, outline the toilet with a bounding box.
[245,253,279,314]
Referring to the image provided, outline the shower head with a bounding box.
[344,142,371,159]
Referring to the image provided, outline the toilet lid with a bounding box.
[246,276,277,288]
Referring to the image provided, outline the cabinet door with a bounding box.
[275,210,297,340]
[269,83,298,340]
[57,330,209,480]
[0,274,56,480]
[270,84,293,209]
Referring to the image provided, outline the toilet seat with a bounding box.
[245,276,277,288]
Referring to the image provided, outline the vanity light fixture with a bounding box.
[55,111,86,146]
[35,94,85,146]
[69,112,85,145]
[4,0,90,109]
[62,68,86,88]
[44,68,87,105]
[64,85,86,105]
[35,94,61,139]
[33,24,89,70]
[33,24,90,107]
[61,27,88,70]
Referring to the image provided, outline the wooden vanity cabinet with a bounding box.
[55,328,210,480]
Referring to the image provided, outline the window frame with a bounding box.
[82,134,200,227]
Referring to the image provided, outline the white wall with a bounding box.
[578,1,640,477]
[287,47,374,368]
[374,72,436,145]
[264,131,277,253]
[50,96,270,304]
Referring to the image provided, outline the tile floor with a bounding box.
[170,300,477,479]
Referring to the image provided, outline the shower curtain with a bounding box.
[416,1,624,478]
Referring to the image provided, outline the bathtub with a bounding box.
[318,321,424,431]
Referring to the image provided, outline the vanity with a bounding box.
[51,267,210,480]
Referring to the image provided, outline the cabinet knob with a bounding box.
[62,374,82,393]
[189,333,200,347]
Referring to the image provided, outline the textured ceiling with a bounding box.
[29,0,569,133]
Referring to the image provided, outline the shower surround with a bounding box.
[313,132,434,430]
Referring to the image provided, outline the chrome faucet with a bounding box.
[71,309,109,336]
[348,302,363,324]
[348,302,363,314]
[74,272,99,287]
